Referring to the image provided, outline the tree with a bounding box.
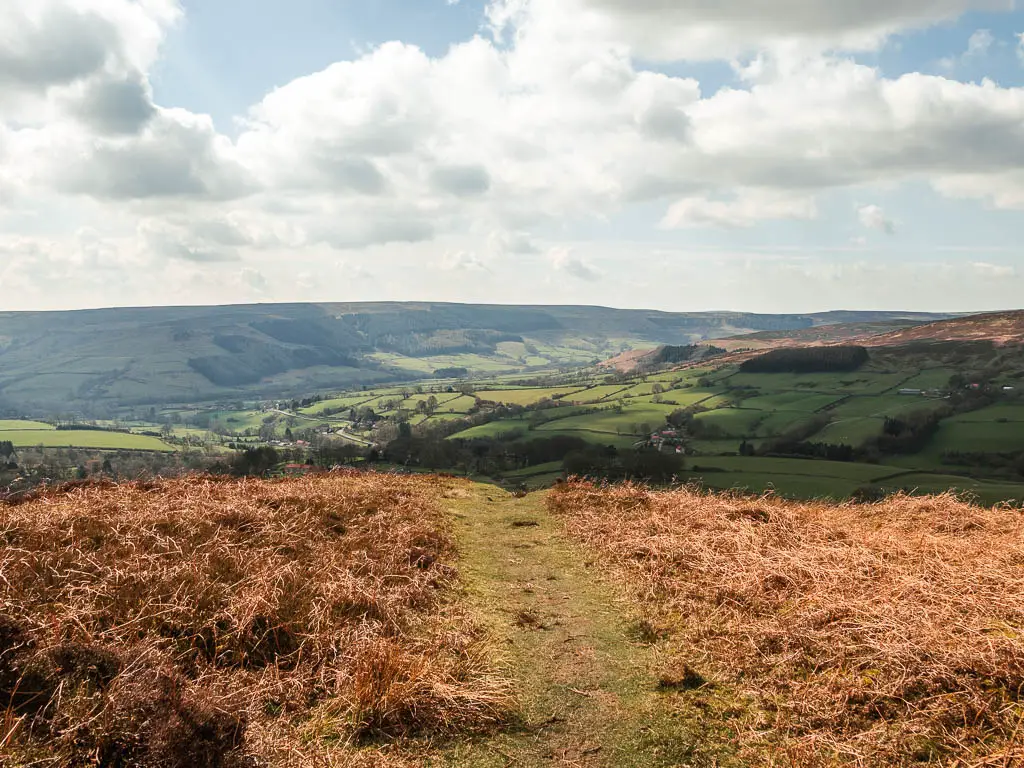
[284,427,294,441]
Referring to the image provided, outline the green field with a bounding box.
[727,371,909,394]
[533,403,679,437]
[446,421,530,440]
[811,418,883,447]
[922,421,1024,456]
[476,388,585,406]
[3,430,174,452]
[0,420,55,431]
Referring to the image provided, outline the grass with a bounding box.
[443,486,724,766]
[811,417,885,447]
[0,420,54,431]
[474,387,585,406]
[549,481,1024,766]
[693,408,766,437]
[690,455,903,482]
[448,421,530,440]
[533,403,679,437]
[727,372,909,394]
[737,392,843,412]
[876,472,1024,505]
[924,420,1024,455]
[0,430,174,451]
[0,474,512,767]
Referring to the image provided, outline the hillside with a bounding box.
[861,309,1024,347]
[0,303,952,414]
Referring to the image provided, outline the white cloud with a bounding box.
[966,28,995,56]
[548,247,601,281]
[2,0,1024,311]
[971,261,1017,278]
[488,0,1006,61]
[858,204,897,234]
[662,190,817,229]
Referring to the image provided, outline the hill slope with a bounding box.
[861,309,1024,347]
[0,303,953,413]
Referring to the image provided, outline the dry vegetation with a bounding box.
[549,481,1024,766]
[1,473,511,767]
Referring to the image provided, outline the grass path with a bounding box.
[440,485,713,767]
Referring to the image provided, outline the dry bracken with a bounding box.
[0,472,511,767]
[549,480,1024,767]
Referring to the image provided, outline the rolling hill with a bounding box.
[0,303,954,414]
[860,309,1024,347]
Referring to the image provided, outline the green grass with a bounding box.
[568,385,633,403]
[948,404,1024,423]
[896,368,958,391]
[443,487,729,766]
[534,403,679,437]
[689,456,905,483]
[877,473,1024,506]
[686,470,864,500]
[0,420,55,431]
[811,418,884,447]
[299,394,378,415]
[448,421,530,440]
[754,411,821,437]
[693,408,766,438]
[440,395,479,413]
[3,430,174,452]
[737,392,843,412]
[827,395,948,419]
[475,388,585,406]
[922,421,1024,456]
[727,372,909,394]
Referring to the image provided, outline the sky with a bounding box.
[2,1,1024,314]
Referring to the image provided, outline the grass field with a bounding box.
[737,392,843,412]
[693,408,766,437]
[475,387,584,406]
[447,421,530,440]
[2,430,174,451]
[810,417,884,446]
[534,403,679,437]
[0,420,55,431]
[727,371,909,394]
[922,420,1024,455]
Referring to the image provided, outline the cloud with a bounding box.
[488,0,1003,61]
[3,0,1024,312]
[430,164,492,197]
[971,261,1017,278]
[966,28,995,56]
[858,204,897,234]
[54,109,252,200]
[440,250,489,271]
[548,247,601,281]
[66,72,156,135]
[139,219,242,263]
[662,190,817,229]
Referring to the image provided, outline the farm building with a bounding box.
[898,389,923,396]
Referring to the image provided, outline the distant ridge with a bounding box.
[0,302,957,413]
